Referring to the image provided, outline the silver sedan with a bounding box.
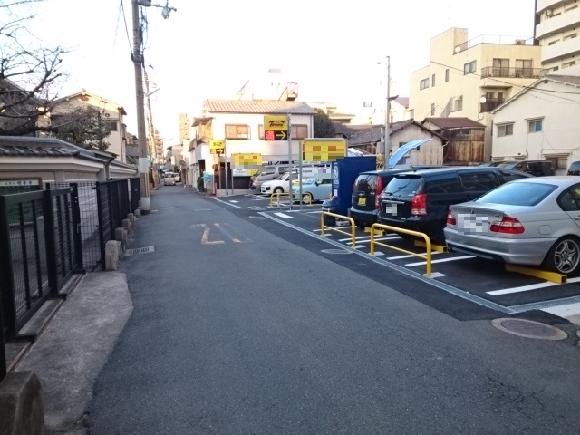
[444,177,580,275]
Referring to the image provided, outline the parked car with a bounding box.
[162,173,176,186]
[292,175,333,204]
[260,166,330,195]
[567,161,580,176]
[494,160,555,177]
[251,163,330,192]
[349,166,441,229]
[377,167,532,242]
[445,177,580,275]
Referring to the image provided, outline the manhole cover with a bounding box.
[125,246,155,257]
[321,248,353,255]
[492,318,567,341]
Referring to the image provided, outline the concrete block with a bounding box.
[0,371,44,435]
[114,227,127,253]
[122,218,133,237]
[134,208,141,218]
[128,213,136,225]
[105,240,121,271]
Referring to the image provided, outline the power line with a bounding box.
[120,0,132,49]
[430,61,580,103]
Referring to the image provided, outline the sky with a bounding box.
[5,0,536,146]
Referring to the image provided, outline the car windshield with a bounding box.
[384,176,422,198]
[496,162,518,169]
[476,181,557,206]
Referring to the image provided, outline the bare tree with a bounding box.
[0,0,66,135]
[52,106,112,151]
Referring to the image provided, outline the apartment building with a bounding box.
[536,0,580,72]
[409,28,541,160]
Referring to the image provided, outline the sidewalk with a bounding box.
[15,272,133,433]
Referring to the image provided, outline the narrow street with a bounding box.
[88,188,580,434]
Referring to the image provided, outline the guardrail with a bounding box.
[370,223,432,277]
[320,212,356,247]
[269,192,292,207]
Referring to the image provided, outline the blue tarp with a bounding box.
[387,139,430,169]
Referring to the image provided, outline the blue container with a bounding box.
[329,156,376,216]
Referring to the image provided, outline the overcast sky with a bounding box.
[10,0,536,144]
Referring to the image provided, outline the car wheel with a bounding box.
[545,236,580,275]
[274,187,284,194]
[303,193,313,205]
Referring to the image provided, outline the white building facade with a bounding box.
[491,75,580,173]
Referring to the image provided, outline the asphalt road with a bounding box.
[88,187,580,434]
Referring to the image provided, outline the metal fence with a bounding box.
[0,177,139,379]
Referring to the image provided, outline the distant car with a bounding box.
[292,175,333,203]
[377,167,532,243]
[494,160,555,177]
[445,177,580,275]
[567,161,580,176]
[162,173,176,186]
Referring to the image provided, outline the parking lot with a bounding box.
[211,193,580,323]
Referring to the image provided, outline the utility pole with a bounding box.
[383,55,391,169]
[131,0,150,213]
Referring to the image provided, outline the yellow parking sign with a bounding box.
[233,153,262,168]
[303,139,346,162]
[209,140,225,153]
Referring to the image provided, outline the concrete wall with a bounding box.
[491,79,580,173]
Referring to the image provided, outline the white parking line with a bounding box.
[212,197,241,209]
[387,251,444,260]
[488,276,580,296]
[274,212,293,219]
[229,200,239,203]
[405,255,474,267]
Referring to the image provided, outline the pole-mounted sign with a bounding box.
[264,115,288,141]
[209,139,225,154]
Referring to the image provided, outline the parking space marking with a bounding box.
[387,251,444,260]
[371,251,385,257]
[543,302,580,324]
[212,197,241,209]
[405,255,474,267]
[229,200,239,203]
[258,211,515,315]
[274,212,294,219]
[488,276,580,296]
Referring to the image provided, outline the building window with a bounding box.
[420,78,430,90]
[258,124,265,140]
[565,4,578,11]
[527,118,543,133]
[563,61,577,69]
[454,95,463,112]
[492,58,510,76]
[291,124,308,139]
[464,60,477,75]
[497,123,514,137]
[564,33,577,41]
[431,74,436,87]
[430,103,436,116]
[225,124,250,139]
[516,59,534,77]
[103,120,118,131]
[548,39,560,45]
[445,69,450,82]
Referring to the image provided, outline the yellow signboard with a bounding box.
[303,139,347,162]
[209,140,225,153]
[264,115,288,131]
[232,153,262,168]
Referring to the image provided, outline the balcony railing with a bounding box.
[481,67,543,79]
[480,99,505,113]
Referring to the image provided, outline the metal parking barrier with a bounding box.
[370,223,432,277]
[269,192,292,207]
[320,212,356,247]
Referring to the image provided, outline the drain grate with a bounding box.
[492,318,567,341]
[125,246,155,257]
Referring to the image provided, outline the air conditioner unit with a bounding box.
[515,39,526,45]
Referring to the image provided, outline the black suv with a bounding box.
[377,167,532,242]
[567,161,580,175]
[349,167,439,228]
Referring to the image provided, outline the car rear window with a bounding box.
[569,161,580,171]
[476,182,557,206]
[459,172,498,191]
[354,175,377,192]
[384,175,422,198]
